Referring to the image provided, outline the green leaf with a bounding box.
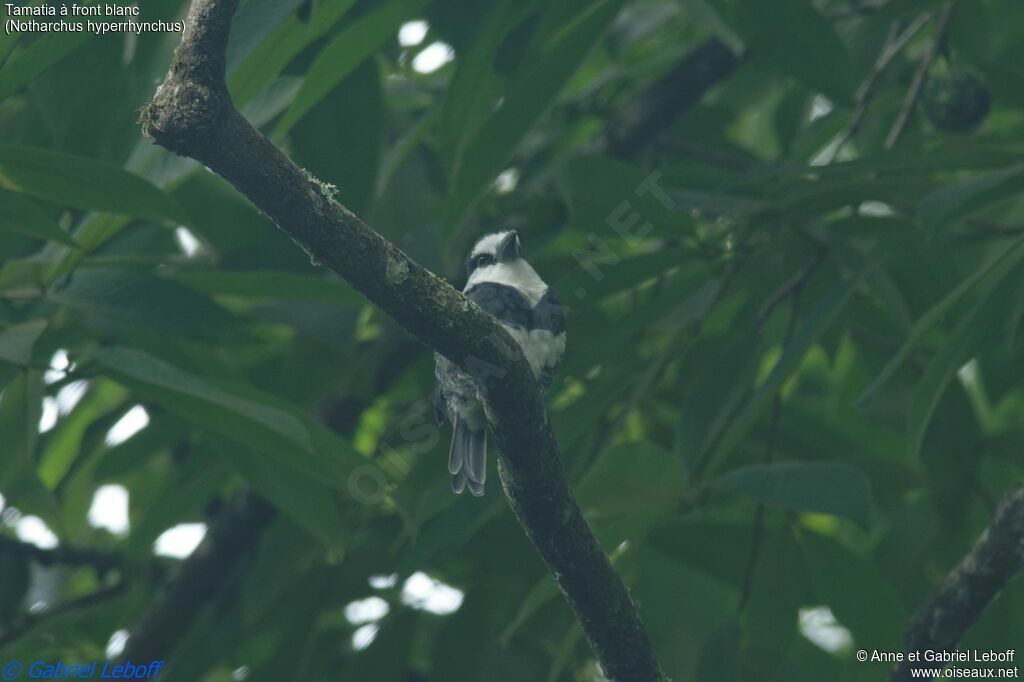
[0,30,90,102]
[0,188,77,246]
[0,371,57,518]
[274,0,428,137]
[444,0,626,228]
[695,617,740,682]
[800,531,904,648]
[50,267,246,342]
[93,346,360,489]
[0,552,30,621]
[736,0,854,105]
[437,0,529,174]
[678,333,765,473]
[211,438,345,551]
[225,0,309,73]
[705,261,872,473]
[919,163,1024,229]
[0,319,46,366]
[711,461,873,529]
[858,234,1024,407]
[0,371,40,487]
[577,441,685,526]
[907,259,1022,457]
[228,0,359,105]
[37,380,126,489]
[170,269,363,306]
[0,146,188,225]
[500,575,560,646]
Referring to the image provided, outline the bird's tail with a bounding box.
[449,415,486,496]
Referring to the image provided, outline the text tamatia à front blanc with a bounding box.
[4,3,140,17]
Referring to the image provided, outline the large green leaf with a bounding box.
[800,531,904,649]
[228,0,359,105]
[0,371,57,518]
[710,461,873,529]
[273,0,428,137]
[211,438,345,550]
[0,188,77,246]
[0,319,46,366]
[577,440,686,545]
[0,146,188,224]
[225,0,309,73]
[443,0,626,228]
[858,234,1024,407]
[705,260,872,474]
[170,269,363,306]
[437,0,530,174]
[93,346,361,490]
[907,259,1023,458]
[919,163,1024,229]
[50,267,247,342]
[0,30,91,102]
[736,0,854,105]
[37,380,126,489]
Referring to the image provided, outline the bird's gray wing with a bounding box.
[533,286,566,391]
[465,282,532,329]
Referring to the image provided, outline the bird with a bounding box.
[434,230,566,496]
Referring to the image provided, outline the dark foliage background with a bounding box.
[1,0,1023,679]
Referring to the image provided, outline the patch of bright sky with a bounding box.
[799,606,853,654]
[345,596,390,624]
[352,624,379,651]
[398,20,428,47]
[105,405,150,447]
[175,227,202,258]
[106,630,130,659]
[412,42,454,74]
[401,572,463,615]
[16,515,59,549]
[154,523,207,559]
[88,485,130,537]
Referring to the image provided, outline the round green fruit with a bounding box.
[922,67,991,133]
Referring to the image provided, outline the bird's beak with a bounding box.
[498,230,521,261]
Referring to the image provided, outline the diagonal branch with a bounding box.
[0,581,126,650]
[600,38,741,157]
[140,1,666,678]
[890,484,1024,682]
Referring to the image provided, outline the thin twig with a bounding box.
[825,13,933,163]
[0,581,126,649]
[756,249,826,330]
[885,0,956,150]
[737,286,804,613]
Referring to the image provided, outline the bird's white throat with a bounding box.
[466,259,548,306]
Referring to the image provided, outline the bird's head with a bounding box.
[465,229,522,278]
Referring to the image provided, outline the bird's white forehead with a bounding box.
[470,230,514,258]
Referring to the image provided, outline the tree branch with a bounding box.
[824,13,932,163]
[116,489,273,663]
[884,1,955,150]
[0,581,126,650]
[890,484,1024,682]
[599,38,742,157]
[140,1,668,678]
